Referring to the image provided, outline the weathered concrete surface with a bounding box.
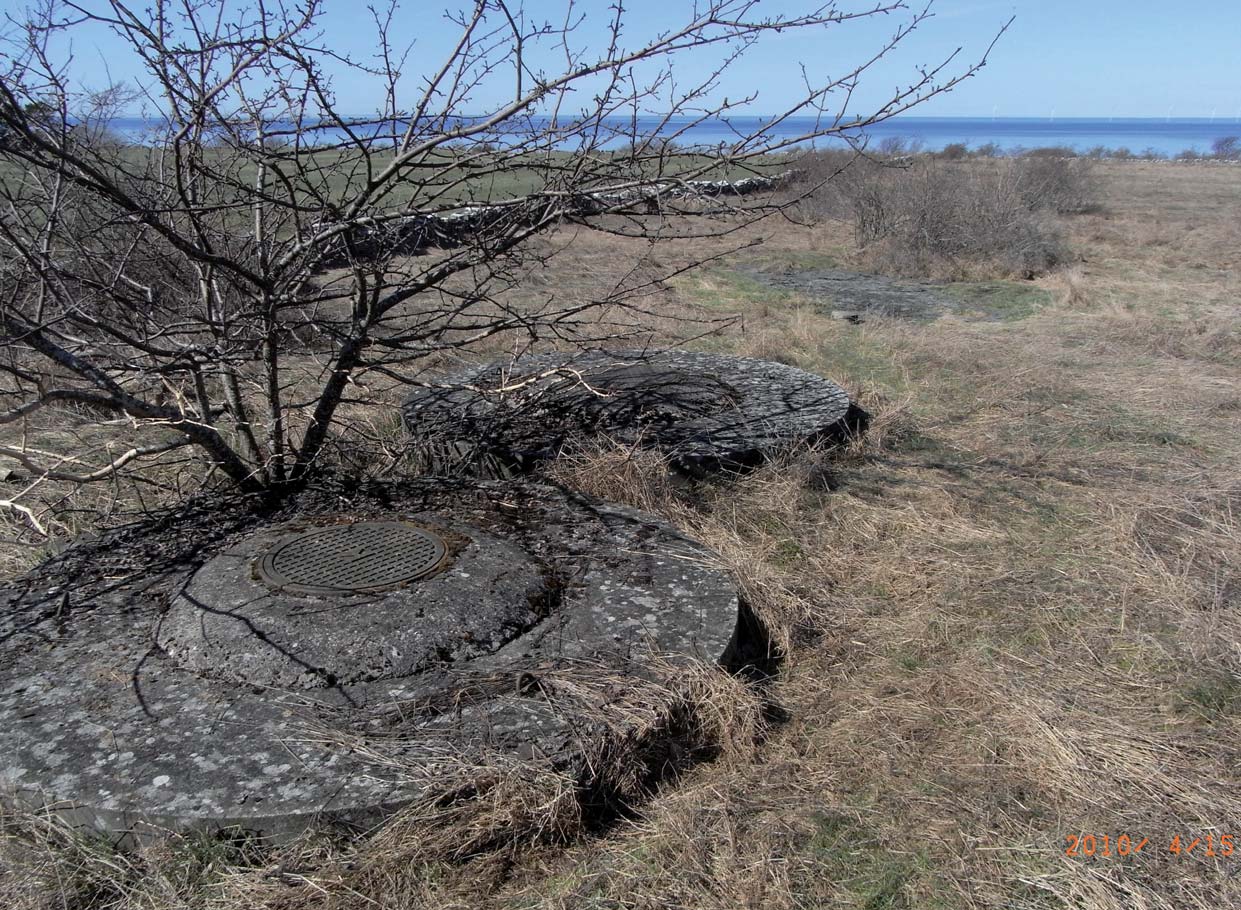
[0,479,740,841]
[738,266,957,321]
[403,349,864,478]
[312,173,793,268]
[158,517,547,689]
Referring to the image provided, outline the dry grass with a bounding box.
[4,160,1241,908]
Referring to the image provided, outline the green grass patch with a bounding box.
[892,647,926,673]
[813,330,910,395]
[1180,672,1241,722]
[1046,407,1204,454]
[770,537,806,567]
[676,266,795,309]
[941,281,1053,322]
[800,811,933,910]
[747,249,846,272]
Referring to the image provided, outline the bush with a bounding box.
[838,157,1052,276]
[1014,154,1100,214]
[822,155,1101,278]
[1022,145,1076,159]
[793,146,1099,279]
[1211,136,1240,160]
[875,135,923,157]
[936,142,969,160]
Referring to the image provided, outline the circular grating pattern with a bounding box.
[257,520,447,594]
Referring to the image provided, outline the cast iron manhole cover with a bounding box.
[257,520,448,595]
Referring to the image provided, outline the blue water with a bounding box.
[103,115,1241,157]
[643,116,1240,156]
[834,117,1239,157]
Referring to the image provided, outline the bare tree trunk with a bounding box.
[0,0,1009,525]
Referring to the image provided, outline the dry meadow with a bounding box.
[3,159,1240,909]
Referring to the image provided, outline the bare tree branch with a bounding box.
[0,0,1006,508]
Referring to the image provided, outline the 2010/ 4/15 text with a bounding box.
[1064,834,1235,857]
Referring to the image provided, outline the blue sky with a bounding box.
[907,0,1241,117]
[580,0,1241,118]
[28,0,1241,118]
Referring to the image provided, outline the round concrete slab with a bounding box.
[402,349,864,477]
[0,479,741,841]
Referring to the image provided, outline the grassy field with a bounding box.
[2,160,1240,909]
[0,144,779,220]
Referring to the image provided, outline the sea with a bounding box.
[812,116,1240,157]
[102,115,1241,158]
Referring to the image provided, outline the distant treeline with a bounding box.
[865,135,1241,162]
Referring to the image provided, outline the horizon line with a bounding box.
[102,112,1240,123]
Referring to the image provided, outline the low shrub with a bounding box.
[803,153,1097,278]
[1021,145,1076,158]
[1012,153,1100,214]
[1211,136,1240,160]
[875,135,923,157]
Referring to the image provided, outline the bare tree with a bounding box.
[1212,136,1240,160]
[0,0,1005,526]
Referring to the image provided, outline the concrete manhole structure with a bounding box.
[255,520,449,595]
[403,349,865,477]
[0,479,742,840]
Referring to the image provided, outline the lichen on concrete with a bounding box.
[0,478,740,841]
[403,349,864,477]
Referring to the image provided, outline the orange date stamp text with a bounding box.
[1064,833,1235,858]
